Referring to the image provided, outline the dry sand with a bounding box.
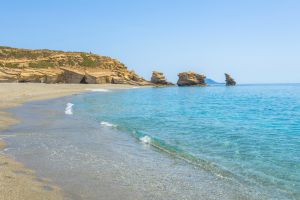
[0,83,140,200]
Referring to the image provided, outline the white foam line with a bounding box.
[100,121,117,128]
[65,103,74,115]
[85,88,110,92]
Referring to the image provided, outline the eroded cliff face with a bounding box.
[0,46,151,85]
[150,71,174,85]
[177,72,206,86]
[225,73,236,86]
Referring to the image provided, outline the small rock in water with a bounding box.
[225,73,236,86]
[177,71,206,86]
[151,71,174,85]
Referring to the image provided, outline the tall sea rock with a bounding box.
[225,73,236,86]
[151,71,173,85]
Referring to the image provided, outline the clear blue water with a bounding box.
[72,85,300,199]
[3,84,300,199]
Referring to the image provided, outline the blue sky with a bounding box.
[1,0,299,83]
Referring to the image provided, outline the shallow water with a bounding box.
[2,84,300,199]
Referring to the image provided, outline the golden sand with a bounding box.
[0,83,139,200]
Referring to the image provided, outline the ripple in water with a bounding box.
[4,84,300,200]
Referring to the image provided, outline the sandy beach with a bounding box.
[0,83,138,200]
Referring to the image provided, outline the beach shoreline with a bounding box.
[0,83,142,200]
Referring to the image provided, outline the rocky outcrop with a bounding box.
[177,72,206,86]
[225,73,236,86]
[0,67,65,83]
[0,46,152,85]
[151,71,173,85]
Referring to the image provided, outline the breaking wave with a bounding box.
[100,121,117,128]
[65,103,74,115]
[139,135,152,144]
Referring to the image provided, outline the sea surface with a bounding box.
[2,84,300,200]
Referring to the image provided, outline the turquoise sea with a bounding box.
[3,84,300,199]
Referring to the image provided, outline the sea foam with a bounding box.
[85,88,110,92]
[140,135,152,144]
[65,103,74,115]
[100,121,117,128]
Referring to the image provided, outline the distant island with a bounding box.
[205,78,221,84]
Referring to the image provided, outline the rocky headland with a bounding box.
[0,46,239,88]
[177,72,206,86]
[225,73,236,86]
[151,71,174,86]
[0,46,152,86]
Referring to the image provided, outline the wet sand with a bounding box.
[0,83,139,200]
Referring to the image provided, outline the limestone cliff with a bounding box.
[0,46,151,85]
[150,71,174,85]
[225,73,236,86]
[177,72,206,86]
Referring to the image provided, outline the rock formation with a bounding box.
[225,73,236,86]
[0,46,152,85]
[177,72,206,86]
[150,71,173,85]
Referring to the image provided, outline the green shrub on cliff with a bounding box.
[0,46,13,49]
[81,54,99,67]
[0,47,54,59]
[28,60,54,68]
[4,63,19,68]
